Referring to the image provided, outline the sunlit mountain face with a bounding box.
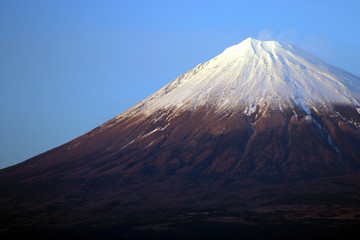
[1,38,360,239]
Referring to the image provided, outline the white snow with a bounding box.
[122,37,360,117]
[304,115,312,121]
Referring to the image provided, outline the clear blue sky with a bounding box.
[1,0,360,169]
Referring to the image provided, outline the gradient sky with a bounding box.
[1,0,360,169]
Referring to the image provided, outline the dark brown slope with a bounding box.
[1,103,360,236]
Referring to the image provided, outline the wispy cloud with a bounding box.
[257,29,274,41]
[257,28,297,44]
[256,29,346,73]
[277,29,297,43]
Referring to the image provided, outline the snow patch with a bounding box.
[140,123,170,139]
[312,119,340,153]
[300,102,311,115]
[304,115,312,121]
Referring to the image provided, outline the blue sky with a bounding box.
[1,0,360,169]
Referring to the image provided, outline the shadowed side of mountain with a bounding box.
[1,105,360,220]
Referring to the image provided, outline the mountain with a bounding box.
[1,38,360,239]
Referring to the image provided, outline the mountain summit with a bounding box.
[1,38,360,238]
[130,37,360,116]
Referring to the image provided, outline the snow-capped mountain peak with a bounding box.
[129,38,360,116]
[2,38,360,234]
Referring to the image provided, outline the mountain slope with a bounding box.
[1,38,360,237]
